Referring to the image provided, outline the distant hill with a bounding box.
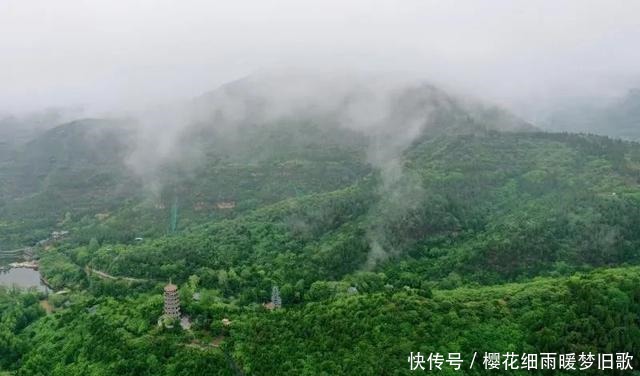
[0,118,141,248]
[0,75,533,249]
[545,89,640,140]
[193,73,534,136]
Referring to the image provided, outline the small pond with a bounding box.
[0,267,49,292]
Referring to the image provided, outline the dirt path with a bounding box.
[85,266,147,282]
[39,299,54,314]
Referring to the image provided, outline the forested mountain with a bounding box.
[0,76,530,249]
[1,77,639,375]
[0,119,141,248]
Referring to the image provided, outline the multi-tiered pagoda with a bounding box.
[163,282,180,319]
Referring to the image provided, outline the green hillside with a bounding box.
[2,266,638,375]
[230,267,640,375]
[1,80,640,374]
[41,131,640,291]
[26,129,640,375]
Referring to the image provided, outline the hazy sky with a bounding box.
[1,0,639,118]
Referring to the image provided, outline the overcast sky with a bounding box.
[1,0,639,118]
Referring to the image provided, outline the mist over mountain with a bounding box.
[0,73,534,250]
[2,2,640,375]
[543,88,640,140]
[3,69,639,373]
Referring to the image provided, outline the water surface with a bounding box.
[0,267,48,291]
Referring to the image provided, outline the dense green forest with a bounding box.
[1,266,638,375]
[1,80,639,374]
